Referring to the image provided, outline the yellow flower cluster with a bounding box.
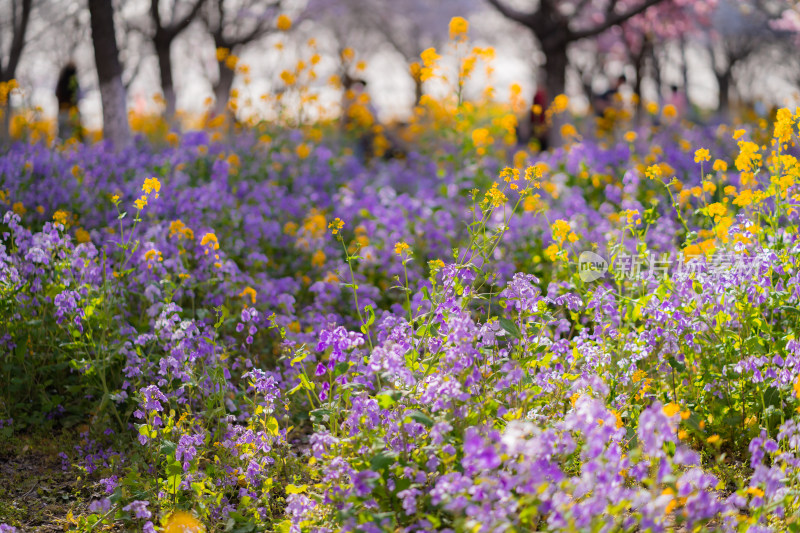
[500,167,520,190]
[449,16,469,41]
[694,148,710,163]
[707,202,726,221]
[238,286,257,304]
[144,248,164,267]
[420,48,441,82]
[135,177,162,210]
[551,219,577,245]
[483,182,507,208]
[328,217,344,235]
[296,143,311,159]
[53,210,69,226]
[277,14,292,31]
[169,219,194,240]
[311,249,326,267]
[394,241,410,255]
[774,107,795,145]
[645,164,662,181]
[735,141,762,173]
[200,232,220,253]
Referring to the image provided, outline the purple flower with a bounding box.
[139,385,168,412]
[123,500,151,519]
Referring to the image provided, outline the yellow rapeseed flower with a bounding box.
[311,249,326,267]
[280,70,296,85]
[394,241,410,255]
[142,177,161,198]
[75,228,91,243]
[296,143,311,159]
[694,148,710,163]
[483,182,507,208]
[551,94,569,114]
[276,14,292,31]
[200,232,220,251]
[774,107,795,144]
[164,510,205,533]
[645,164,662,181]
[471,128,490,147]
[551,219,571,244]
[328,217,344,235]
[663,402,681,417]
[53,210,69,226]
[238,286,257,304]
[708,202,726,220]
[449,16,469,40]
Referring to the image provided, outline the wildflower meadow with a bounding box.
[3,1,800,532]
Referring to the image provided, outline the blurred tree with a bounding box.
[358,0,479,105]
[203,0,282,117]
[487,0,665,103]
[149,0,208,119]
[487,0,665,144]
[0,0,33,142]
[88,0,130,147]
[305,0,478,106]
[706,0,776,116]
[597,1,716,115]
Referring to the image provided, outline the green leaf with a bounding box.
[301,374,315,391]
[375,391,401,409]
[285,484,307,494]
[214,305,230,329]
[265,416,279,436]
[370,450,398,471]
[498,317,522,340]
[667,356,686,373]
[405,409,434,428]
[290,352,307,367]
[166,461,183,476]
[360,305,375,334]
[334,361,351,377]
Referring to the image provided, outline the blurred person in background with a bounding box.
[55,62,83,142]
[667,84,688,119]
[531,72,548,151]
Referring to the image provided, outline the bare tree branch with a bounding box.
[485,0,535,27]
[570,0,664,41]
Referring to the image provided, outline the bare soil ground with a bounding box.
[0,432,94,531]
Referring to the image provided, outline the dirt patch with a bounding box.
[0,434,93,531]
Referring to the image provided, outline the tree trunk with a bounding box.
[680,37,690,102]
[649,45,663,105]
[213,59,235,117]
[155,35,177,120]
[413,75,423,107]
[632,51,645,119]
[1,101,10,144]
[88,0,130,148]
[716,71,731,117]
[543,44,568,149]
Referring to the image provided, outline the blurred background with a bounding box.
[1,0,799,139]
